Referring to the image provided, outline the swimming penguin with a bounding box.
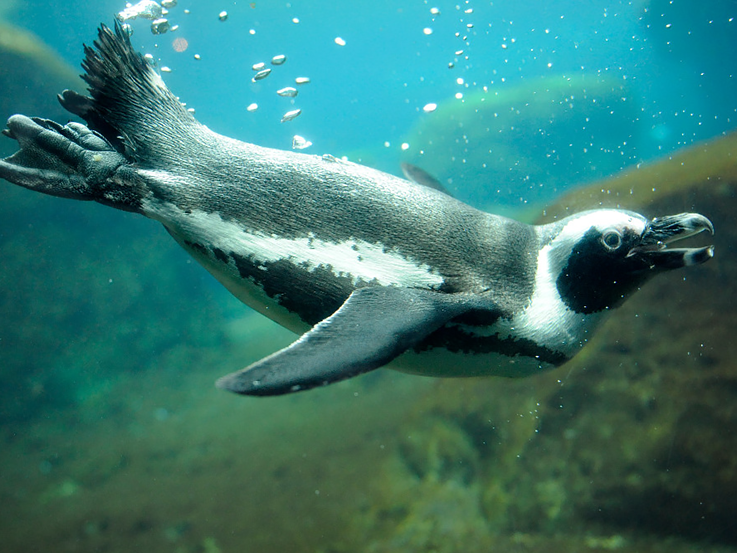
[0,23,715,396]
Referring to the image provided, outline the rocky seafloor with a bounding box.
[1,24,736,553]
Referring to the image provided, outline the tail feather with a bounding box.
[59,22,198,164]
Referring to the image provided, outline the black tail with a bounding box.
[60,22,198,164]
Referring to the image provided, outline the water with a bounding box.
[0,1,736,552]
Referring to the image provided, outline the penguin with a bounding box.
[0,23,715,396]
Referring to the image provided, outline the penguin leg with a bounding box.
[217,286,499,397]
[0,115,125,200]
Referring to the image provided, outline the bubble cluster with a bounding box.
[247,43,312,135]
[116,0,182,35]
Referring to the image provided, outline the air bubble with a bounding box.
[292,135,313,149]
[277,87,298,97]
[252,68,272,82]
[151,18,171,34]
[281,109,302,122]
[117,0,162,21]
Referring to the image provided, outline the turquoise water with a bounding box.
[0,1,736,552]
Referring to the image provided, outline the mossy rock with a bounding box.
[401,74,641,211]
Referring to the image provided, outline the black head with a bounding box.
[546,210,714,314]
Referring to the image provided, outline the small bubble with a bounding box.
[292,17,300,24]
[292,135,312,149]
[277,87,298,97]
[401,142,410,150]
[252,62,266,71]
[194,53,201,60]
[219,11,228,21]
[423,103,438,113]
[383,141,391,147]
[455,92,463,99]
[151,18,171,35]
[252,68,272,81]
[271,54,287,65]
[246,103,258,112]
[295,77,311,85]
[466,23,474,29]
[160,66,172,72]
[249,29,256,35]
[456,77,464,85]
[423,27,433,35]
[430,7,440,15]
[334,36,346,46]
[281,109,302,122]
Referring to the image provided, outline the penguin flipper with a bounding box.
[217,286,496,397]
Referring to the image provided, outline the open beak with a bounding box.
[629,212,715,270]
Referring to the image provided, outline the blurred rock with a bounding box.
[401,74,642,211]
[0,21,82,153]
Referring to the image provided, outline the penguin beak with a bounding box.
[630,213,715,269]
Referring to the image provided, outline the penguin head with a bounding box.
[545,210,714,314]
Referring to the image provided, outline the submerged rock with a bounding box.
[401,74,642,210]
[0,22,81,148]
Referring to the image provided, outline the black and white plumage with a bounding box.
[0,24,715,396]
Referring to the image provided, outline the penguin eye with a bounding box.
[601,229,622,251]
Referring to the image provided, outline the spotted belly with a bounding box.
[148,200,446,332]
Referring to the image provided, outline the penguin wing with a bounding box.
[216,286,498,396]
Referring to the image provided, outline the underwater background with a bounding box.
[0,1,735,552]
